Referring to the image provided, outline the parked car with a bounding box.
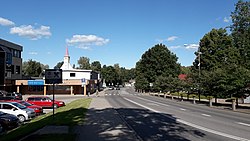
[0,90,8,97]
[0,111,19,132]
[26,96,65,108]
[5,92,23,100]
[0,102,36,122]
[3,100,43,115]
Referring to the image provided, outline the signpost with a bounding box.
[45,69,62,119]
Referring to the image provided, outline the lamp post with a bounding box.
[198,51,202,102]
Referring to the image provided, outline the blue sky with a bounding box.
[0,0,238,69]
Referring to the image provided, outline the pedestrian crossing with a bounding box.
[104,93,144,96]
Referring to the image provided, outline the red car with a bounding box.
[26,96,65,108]
[2,100,43,115]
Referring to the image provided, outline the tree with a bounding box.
[22,59,43,77]
[230,0,250,68]
[101,65,118,86]
[54,61,64,69]
[78,57,91,69]
[91,61,102,72]
[135,44,181,92]
[191,28,240,99]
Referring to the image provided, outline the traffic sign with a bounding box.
[45,69,62,84]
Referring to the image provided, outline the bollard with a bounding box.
[193,96,196,104]
[164,94,167,98]
[232,99,236,111]
[171,95,174,100]
[209,98,213,107]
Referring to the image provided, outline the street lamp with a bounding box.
[198,51,202,102]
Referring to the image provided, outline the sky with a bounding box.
[0,0,238,69]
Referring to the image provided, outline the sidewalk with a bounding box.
[73,91,140,141]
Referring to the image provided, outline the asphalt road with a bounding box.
[105,87,250,141]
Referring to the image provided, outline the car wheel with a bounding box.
[18,115,25,122]
[53,104,58,109]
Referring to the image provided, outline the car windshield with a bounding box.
[20,101,32,106]
[12,102,27,109]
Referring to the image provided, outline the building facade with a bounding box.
[0,38,23,92]
[15,47,101,95]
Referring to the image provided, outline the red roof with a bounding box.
[178,74,187,80]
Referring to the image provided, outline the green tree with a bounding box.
[135,44,181,92]
[191,28,240,99]
[77,57,91,69]
[91,61,102,72]
[101,65,118,86]
[22,59,43,77]
[54,61,64,69]
[230,0,250,68]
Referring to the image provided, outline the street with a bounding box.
[105,87,250,141]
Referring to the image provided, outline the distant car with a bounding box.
[5,92,23,100]
[115,86,120,90]
[26,96,65,108]
[0,102,36,122]
[0,111,19,132]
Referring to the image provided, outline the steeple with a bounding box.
[60,46,73,70]
[65,46,69,56]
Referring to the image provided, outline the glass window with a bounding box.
[3,104,13,109]
[70,73,75,77]
[16,66,20,74]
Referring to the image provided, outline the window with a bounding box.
[11,65,14,74]
[16,66,20,74]
[70,73,75,77]
[3,104,13,109]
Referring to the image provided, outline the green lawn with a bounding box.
[0,98,91,141]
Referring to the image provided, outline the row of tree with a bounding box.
[135,0,250,101]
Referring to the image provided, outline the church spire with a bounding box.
[65,46,69,56]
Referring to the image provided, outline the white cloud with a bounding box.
[10,25,51,40]
[223,17,231,23]
[169,45,182,49]
[0,17,15,26]
[29,52,38,55]
[66,34,109,49]
[167,36,178,42]
[184,44,199,49]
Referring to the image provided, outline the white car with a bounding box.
[0,102,36,122]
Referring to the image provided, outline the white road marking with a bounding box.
[180,108,186,111]
[124,98,159,113]
[136,96,169,106]
[123,98,250,141]
[201,114,211,117]
[237,122,250,127]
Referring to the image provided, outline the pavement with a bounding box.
[73,91,140,141]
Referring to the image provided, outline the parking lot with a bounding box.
[22,94,87,114]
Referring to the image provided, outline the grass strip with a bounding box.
[0,98,91,141]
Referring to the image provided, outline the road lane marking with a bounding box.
[124,98,250,141]
[236,122,250,127]
[136,96,169,106]
[124,98,159,113]
[201,114,211,117]
[180,108,186,111]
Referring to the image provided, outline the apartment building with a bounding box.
[0,38,23,91]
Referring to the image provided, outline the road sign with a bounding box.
[45,69,62,84]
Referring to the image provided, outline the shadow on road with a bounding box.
[75,107,206,141]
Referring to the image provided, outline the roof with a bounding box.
[178,74,187,80]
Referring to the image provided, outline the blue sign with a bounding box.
[28,80,44,85]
